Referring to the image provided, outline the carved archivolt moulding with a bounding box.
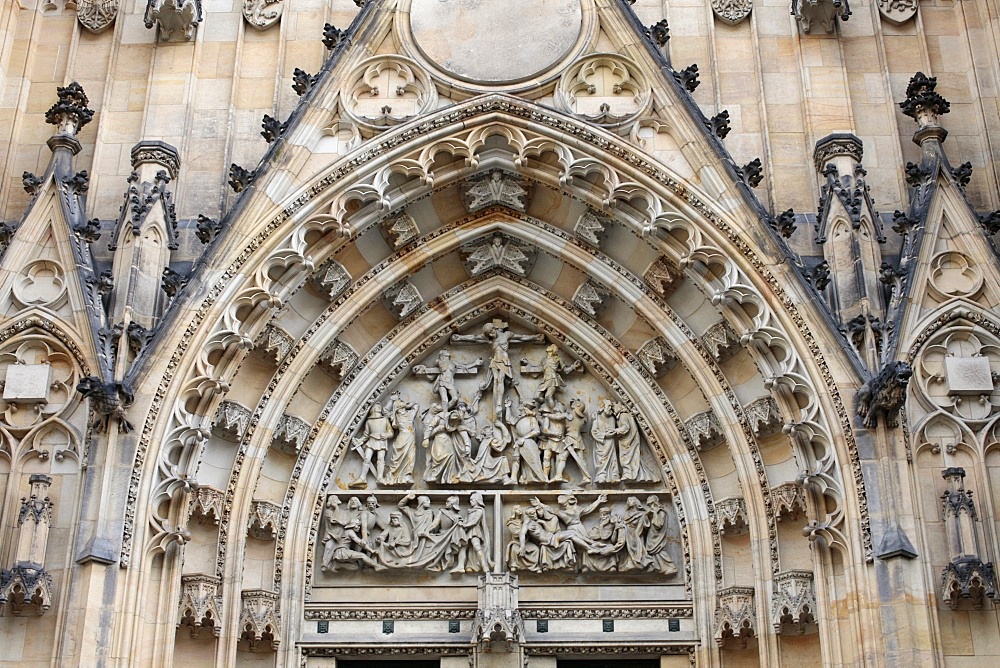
[341,56,437,134]
[177,573,223,638]
[242,0,282,31]
[714,586,757,648]
[556,54,651,129]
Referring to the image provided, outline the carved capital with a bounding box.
[178,573,223,638]
[813,133,863,174]
[239,589,281,651]
[771,570,817,634]
[714,586,757,648]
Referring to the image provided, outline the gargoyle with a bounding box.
[77,376,134,433]
[856,360,912,429]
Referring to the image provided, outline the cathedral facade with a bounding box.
[0,0,999,665]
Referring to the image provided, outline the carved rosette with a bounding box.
[381,212,419,248]
[461,233,538,277]
[189,485,225,525]
[744,396,781,436]
[573,281,610,317]
[636,338,677,377]
[254,323,293,364]
[310,259,352,300]
[771,571,817,634]
[248,501,282,540]
[461,170,532,213]
[717,497,748,536]
[341,56,437,133]
[213,400,252,441]
[239,590,281,651]
[556,53,651,129]
[242,0,282,30]
[177,573,223,638]
[318,340,358,379]
[644,257,683,298]
[702,321,739,360]
[78,0,119,33]
[711,0,752,25]
[384,282,422,319]
[771,482,806,521]
[714,586,757,648]
[686,410,723,450]
[272,413,310,454]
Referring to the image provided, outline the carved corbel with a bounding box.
[177,573,223,638]
[636,338,677,377]
[189,485,225,526]
[384,281,422,320]
[792,0,850,34]
[772,482,807,521]
[272,413,310,455]
[212,400,253,441]
[714,587,757,648]
[745,396,781,436]
[381,211,419,248]
[771,571,817,634]
[239,590,281,651]
[574,209,609,247]
[573,281,610,317]
[461,170,531,212]
[248,501,281,540]
[318,339,359,380]
[702,321,739,360]
[686,410,724,451]
[254,323,294,364]
[644,256,683,298]
[716,497,749,536]
[0,475,55,616]
[471,572,524,652]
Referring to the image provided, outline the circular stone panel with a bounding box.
[410,0,583,85]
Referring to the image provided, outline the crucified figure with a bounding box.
[451,319,544,417]
[412,349,481,409]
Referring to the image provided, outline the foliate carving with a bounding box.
[254,323,293,364]
[574,209,609,247]
[745,396,781,436]
[45,82,94,132]
[772,482,806,521]
[636,338,676,377]
[856,360,911,429]
[717,497,748,536]
[686,410,723,450]
[78,0,118,33]
[242,0,282,30]
[707,111,731,140]
[177,574,223,638]
[942,558,996,610]
[461,170,531,212]
[712,0,752,25]
[144,0,203,42]
[260,114,287,143]
[381,212,418,248]
[899,72,950,127]
[272,413,310,454]
[0,565,54,616]
[318,339,358,379]
[322,22,347,50]
[342,56,437,132]
[461,233,537,277]
[213,400,252,441]
[189,486,225,525]
[383,281,422,319]
[702,321,739,360]
[771,571,817,634]
[876,0,916,24]
[644,257,683,298]
[291,68,317,96]
[573,281,610,317]
[238,590,280,651]
[228,164,255,192]
[714,587,757,648]
[248,501,282,540]
[556,54,651,126]
[673,64,701,93]
[471,573,523,651]
[792,0,851,34]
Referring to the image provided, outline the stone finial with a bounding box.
[899,72,950,127]
[0,475,55,616]
[45,82,94,135]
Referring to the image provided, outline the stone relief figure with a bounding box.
[560,398,591,483]
[463,420,514,484]
[320,495,384,572]
[539,402,569,482]
[423,404,476,484]
[452,319,544,416]
[384,391,418,485]
[506,399,547,484]
[616,403,658,482]
[643,495,678,576]
[459,492,492,573]
[534,344,582,406]
[590,400,622,484]
[412,349,481,409]
[351,405,394,488]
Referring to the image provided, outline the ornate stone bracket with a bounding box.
[381,211,419,248]
[573,281,610,317]
[310,259,352,300]
[213,400,252,441]
[461,170,531,212]
[717,497,749,536]
[745,396,781,436]
[248,501,282,540]
[771,570,817,634]
[714,586,757,648]
[574,209,609,247]
[471,572,524,652]
[254,323,293,364]
[644,256,683,298]
[144,0,203,41]
[0,565,54,616]
[0,475,54,616]
[686,410,723,450]
[189,485,225,526]
[942,557,996,610]
[772,482,806,521]
[384,281,422,319]
[272,413,310,455]
[636,337,677,377]
[318,339,359,379]
[239,590,281,651]
[177,573,223,638]
[461,232,537,277]
[702,321,739,360]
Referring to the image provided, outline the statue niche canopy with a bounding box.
[318,318,681,580]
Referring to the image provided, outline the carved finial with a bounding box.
[45,82,94,134]
[979,211,1000,236]
[673,64,700,93]
[291,68,316,96]
[768,209,796,238]
[648,19,670,48]
[196,214,223,244]
[900,72,950,126]
[72,218,102,244]
[707,111,731,140]
[739,159,764,188]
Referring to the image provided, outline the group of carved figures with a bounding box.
[320,492,677,577]
[350,321,658,488]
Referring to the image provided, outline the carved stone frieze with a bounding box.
[242,0,282,30]
[254,323,293,364]
[461,170,531,212]
[636,337,677,377]
[383,281,422,319]
[771,482,806,521]
[714,586,756,648]
[318,339,359,379]
[711,0,752,25]
[744,396,781,436]
[574,209,609,247]
[144,0,202,41]
[461,233,537,277]
[238,590,280,651]
[272,413,310,454]
[573,281,610,317]
[310,259,352,300]
[78,0,119,33]
[717,497,748,536]
[686,410,723,450]
[189,485,225,525]
[213,400,252,441]
[771,570,817,634]
[177,573,223,638]
[248,501,282,540]
[381,212,419,248]
[644,257,683,298]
